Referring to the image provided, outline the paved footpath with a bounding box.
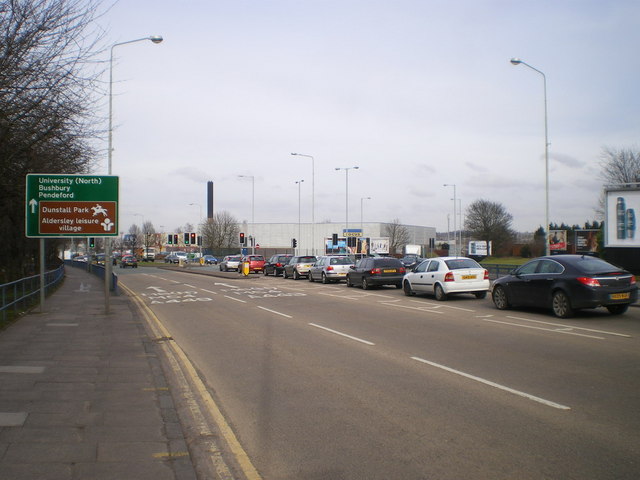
[0,267,198,480]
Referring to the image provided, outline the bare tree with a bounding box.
[142,221,156,258]
[382,219,410,255]
[465,199,515,255]
[126,224,142,256]
[599,147,640,185]
[0,0,105,281]
[201,211,240,249]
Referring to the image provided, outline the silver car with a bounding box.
[283,256,317,280]
[308,255,354,283]
[220,255,243,272]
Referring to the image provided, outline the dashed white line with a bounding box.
[505,316,631,338]
[224,295,246,303]
[200,289,219,295]
[257,306,292,318]
[309,323,375,346]
[411,356,571,410]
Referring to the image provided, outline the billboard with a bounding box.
[549,230,567,252]
[575,230,599,254]
[324,237,390,255]
[605,187,640,247]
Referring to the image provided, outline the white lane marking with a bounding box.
[224,295,246,303]
[317,292,363,301]
[505,316,631,338]
[309,323,375,346]
[411,357,571,411]
[484,318,605,339]
[407,299,475,312]
[184,284,197,288]
[200,289,219,295]
[379,303,444,315]
[257,306,292,318]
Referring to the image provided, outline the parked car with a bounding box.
[164,252,187,264]
[491,254,638,318]
[119,255,138,268]
[264,254,294,276]
[402,256,489,301]
[220,255,243,272]
[203,255,218,265]
[283,256,317,280]
[308,255,355,283]
[238,255,266,274]
[400,254,423,270]
[346,257,405,289]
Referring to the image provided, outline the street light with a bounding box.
[238,175,255,253]
[510,57,550,256]
[360,196,371,233]
[295,180,304,254]
[104,35,163,313]
[443,184,457,256]
[291,153,314,254]
[335,166,359,231]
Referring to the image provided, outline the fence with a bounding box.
[64,260,118,292]
[0,264,65,323]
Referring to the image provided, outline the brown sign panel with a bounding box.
[39,201,117,235]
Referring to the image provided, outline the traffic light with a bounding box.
[239,232,245,244]
[332,233,338,244]
[184,232,190,244]
[89,237,95,248]
[197,235,202,246]
[190,232,196,245]
[173,234,178,245]
[167,234,173,245]
[292,238,297,248]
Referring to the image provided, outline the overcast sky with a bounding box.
[97,0,640,235]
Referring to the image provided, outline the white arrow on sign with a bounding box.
[147,286,167,293]
[29,198,38,214]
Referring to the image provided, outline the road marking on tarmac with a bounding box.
[309,323,375,346]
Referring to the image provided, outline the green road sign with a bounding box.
[25,174,119,238]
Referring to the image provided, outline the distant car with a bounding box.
[164,252,187,264]
[346,257,405,289]
[400,254,423,270]
[308,255,355,283]
[402,256,490,301]
[264,254,294,276]
[283,256,317,280]
[203,255,218,265]
[119,255,138,268]
[238,255,266,274]
[491,254,638,318]
[220,255,243,272]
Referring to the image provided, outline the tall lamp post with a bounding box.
[335,166,359,232]
[291,153,314,254]
[360,196,371,233]
[238,175,255,253]
[510,57,550,256]
[188,202,202,256]
[105,35,163,313]
[295,180,304,254]
[443,184,457,256]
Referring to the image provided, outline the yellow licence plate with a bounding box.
[461,275,477,280]
[383,269,397,273]
[610,292,630,300]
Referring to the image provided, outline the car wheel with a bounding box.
[284,269,289,279]
[293,269,300,280]
[346,275,353,287]
[308,272,314,282]
[606,304,629,315]
[264,269,269,276]
[492,286,510,310]
[362,277,370,290]
[434,284,447,301]
[474,291,487,299]
[552,290,574,318]
[403,281,414,296]
[321,273,329,284]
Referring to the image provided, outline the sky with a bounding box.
[95,0,640,235]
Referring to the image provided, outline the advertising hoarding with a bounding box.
[605,187,640,247]
[325,237,390,255]
[549,230,567,252]
[575,230,599,254]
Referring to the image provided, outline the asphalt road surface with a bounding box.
[120,266,640,480]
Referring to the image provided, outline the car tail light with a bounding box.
[326,266,334,271]
[484,270,489,280]
[631,276,637,285]
[444,272,454,282]
[370,268,381,274]
[399,267,406,274]
[577,277,600,287]
[276,263,282,267]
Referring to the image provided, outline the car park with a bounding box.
[308,255,354,283]
[238,255,266,273]
[203,255,218,265]
[264,254,294,276]
[402,256,489,301]
[283,256,317,280]
[220,255,243,272]
[346,257,405,289]
[119,255,138,268]
[491,254,638,318]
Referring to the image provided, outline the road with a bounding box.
[119,265,640,480]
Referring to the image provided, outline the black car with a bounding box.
[264,254,294,276]
[400,254,422,270]
[346,257,406,289]
[491,255,638,318]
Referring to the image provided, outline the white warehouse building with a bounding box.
[239,221,437,256]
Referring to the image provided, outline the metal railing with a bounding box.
[0,264,65,323]
[64,260,118,292]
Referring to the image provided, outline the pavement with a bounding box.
[0,266,199,480]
